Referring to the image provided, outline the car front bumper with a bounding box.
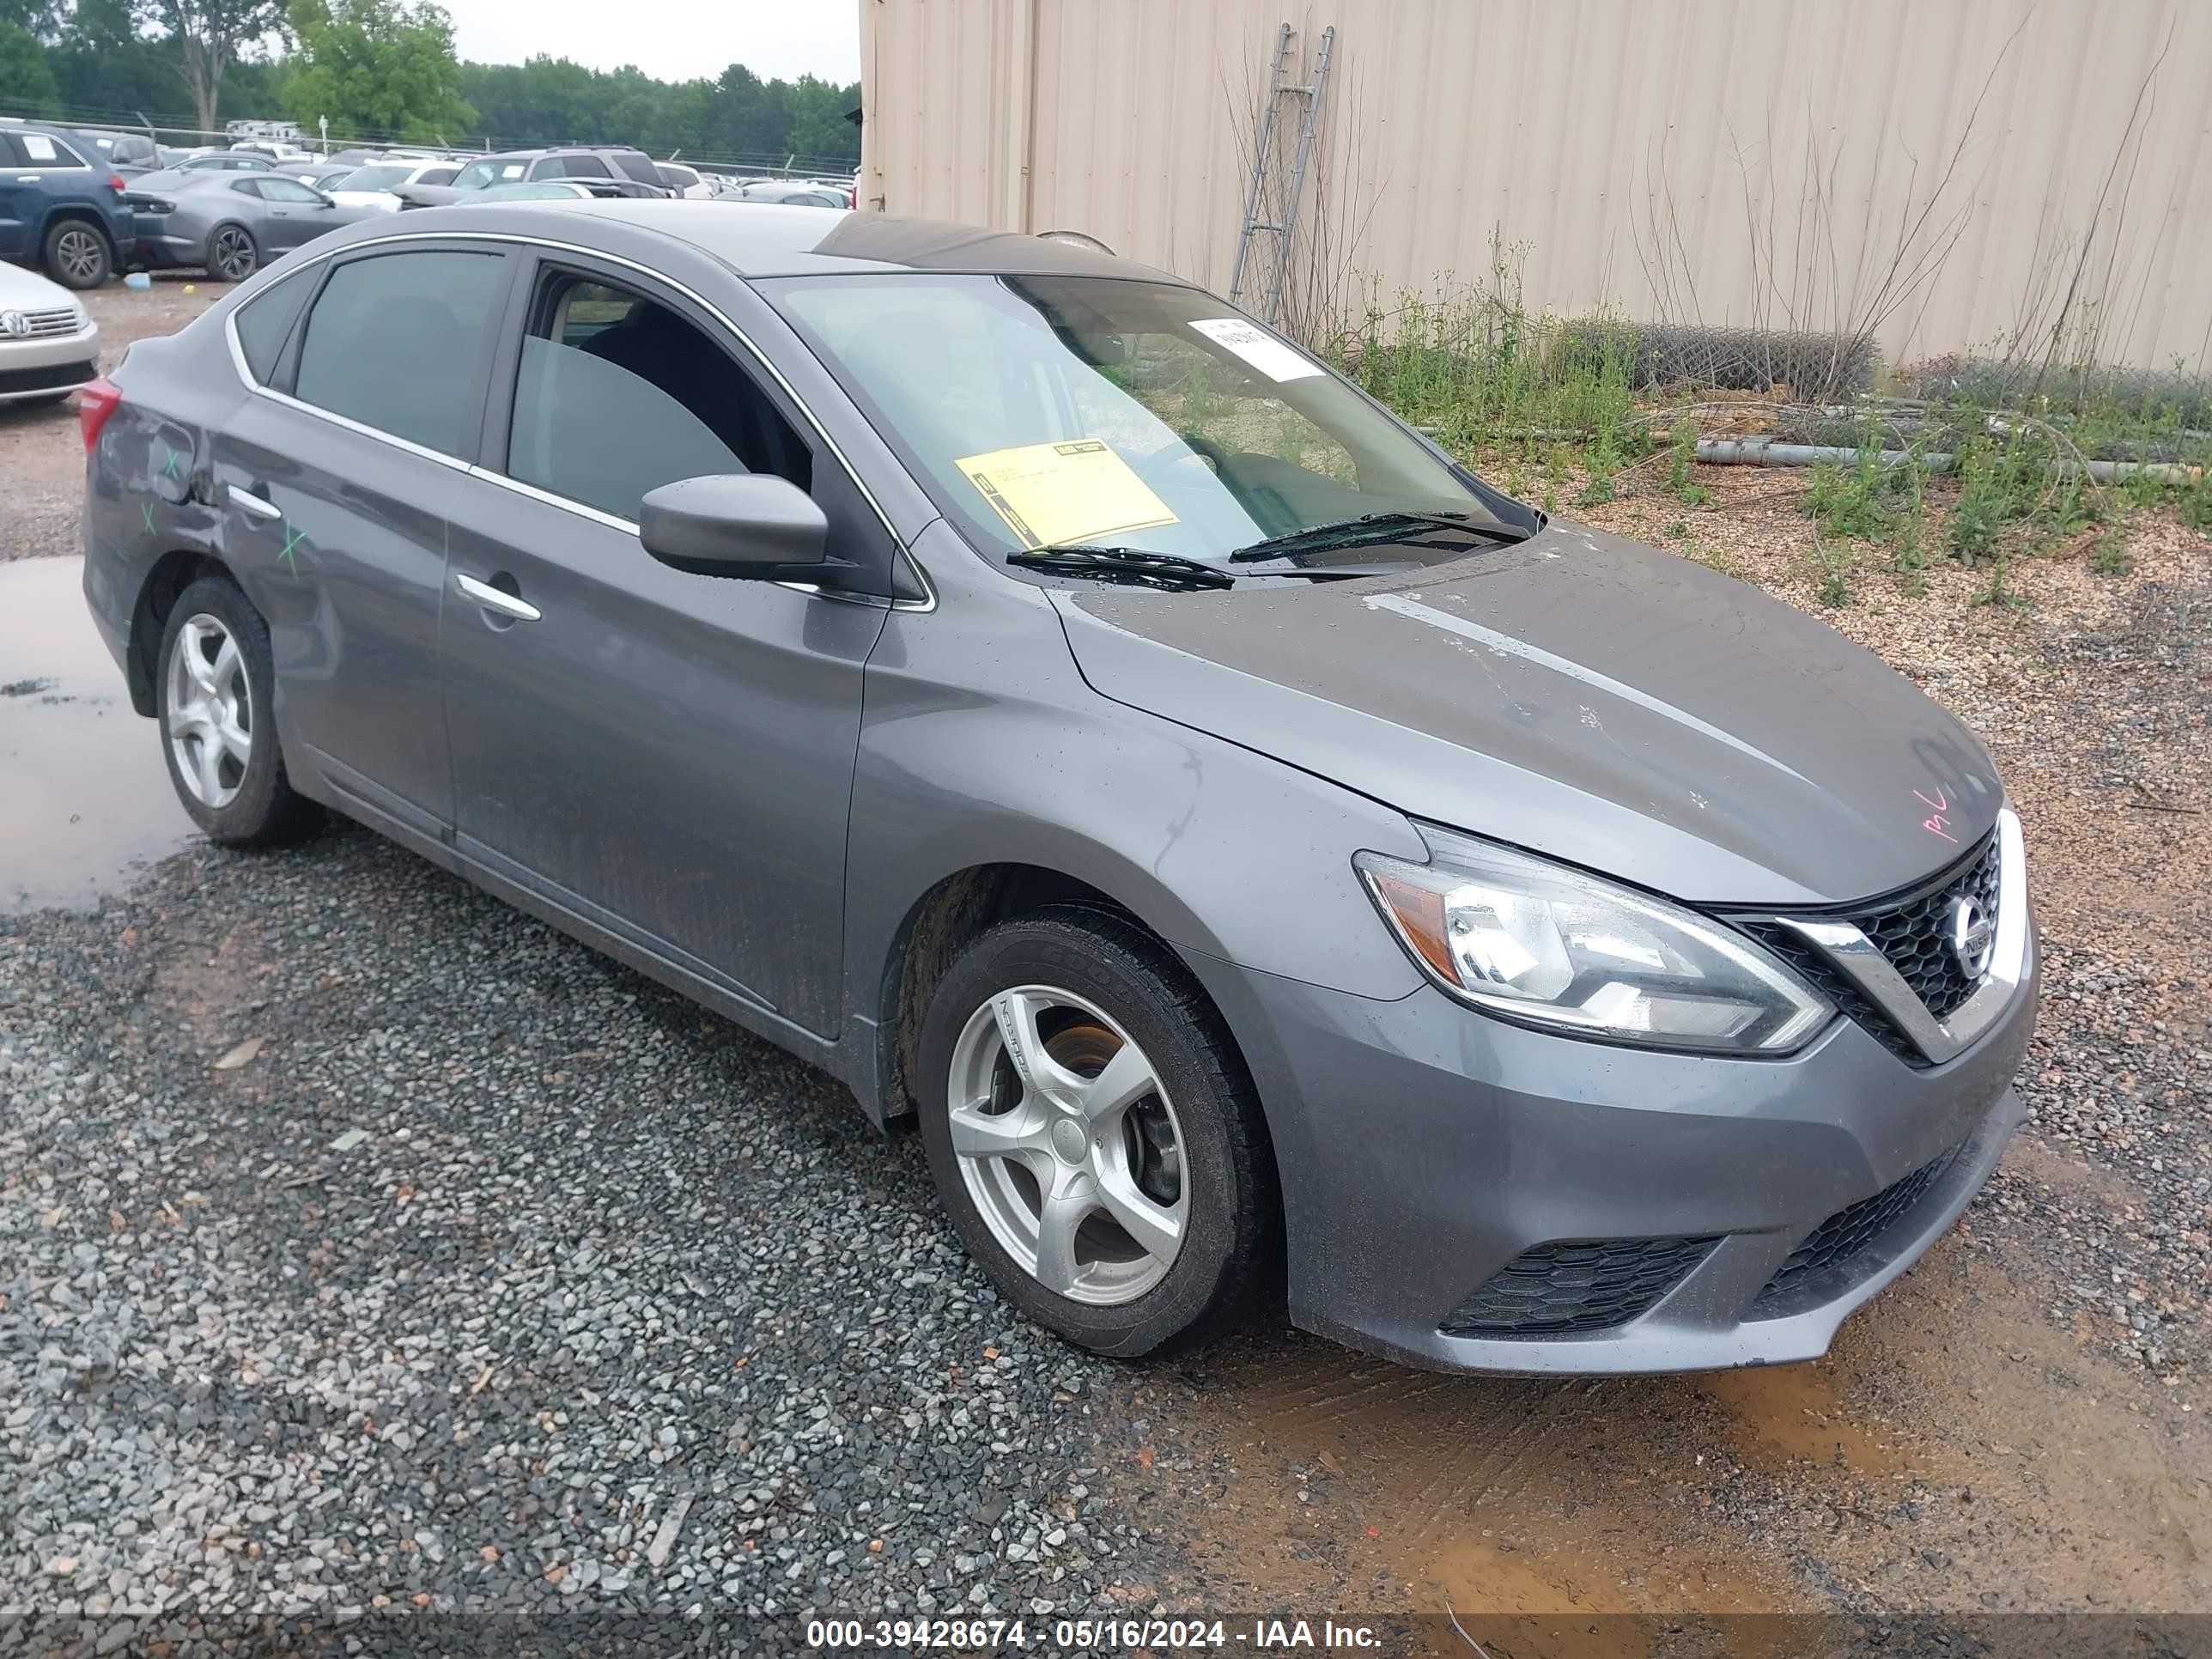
[0,319,100,403]
[1185,939,2036,1374]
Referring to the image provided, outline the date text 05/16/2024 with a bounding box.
[805,1618,1385,1650]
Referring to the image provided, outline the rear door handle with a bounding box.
[454,571,541,623]
[227,483,281,520]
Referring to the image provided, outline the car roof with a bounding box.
[377,201,1182,283]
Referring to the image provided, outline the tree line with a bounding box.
[0,0,860,167]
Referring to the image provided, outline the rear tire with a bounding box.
[916,906,1279,1358]
[208,223,259,283]
[155,574,321,847]
[42,220,112,289]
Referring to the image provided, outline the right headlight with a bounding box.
[1356,825,1832,1055]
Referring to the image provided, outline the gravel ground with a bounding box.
[0,278,227,564]
[3,400,2208,1644]
[2,830,1175,1642]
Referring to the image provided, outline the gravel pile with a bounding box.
[1,830,1176,1639]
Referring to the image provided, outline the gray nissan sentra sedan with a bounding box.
[78,204,2036,1374]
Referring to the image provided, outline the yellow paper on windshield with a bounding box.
[954,439,1178,550]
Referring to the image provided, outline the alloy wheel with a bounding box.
[212,228,256,282]
[946,986,1188,1305]
[54,228,104,284]
[166,613,252,809]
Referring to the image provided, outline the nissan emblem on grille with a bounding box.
[1949,894,1994,980]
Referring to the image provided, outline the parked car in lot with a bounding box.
[77,204,2036,1373]
[447,147,670,192]
[397,173,667,210]
[734,179,853,209]
[125,172,369,282]
[0,258,99,404]
[69,128,162,176]
[323,159,464,212]
[656,162,714,199]
[0,122,134,288]
[168,151,278,174]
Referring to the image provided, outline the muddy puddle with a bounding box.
[1111,1238,2208,1654]
[0,555,199,912]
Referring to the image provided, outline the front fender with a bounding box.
[842,523,1428,1103]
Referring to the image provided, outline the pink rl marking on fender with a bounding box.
[1923,814,1960,843]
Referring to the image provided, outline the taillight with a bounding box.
[78,377,124,453]
[106,173,128,192]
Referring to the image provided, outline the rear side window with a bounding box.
[505,272,810,521]
[611,151,665,185]
[551,155,610,179]
[234,272,315,383]
[294,250,507,457]
[16,132,87,167]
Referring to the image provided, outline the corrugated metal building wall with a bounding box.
[859,0,2212,372]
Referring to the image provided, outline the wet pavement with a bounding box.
[0,554,201,912]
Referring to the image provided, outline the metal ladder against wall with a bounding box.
[1227,21,1336,327]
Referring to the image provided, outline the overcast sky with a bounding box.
[439,0,862,85]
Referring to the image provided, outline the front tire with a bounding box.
[155,575,321,846]
[916,907,1279,1358]
[42,220,112,289]
[208,223,259,283]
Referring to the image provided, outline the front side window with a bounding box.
[293,250,507,457]
[504,272,809,522]
[769,274,1510,570]
[258,178,325,204]
[418,167,456,185]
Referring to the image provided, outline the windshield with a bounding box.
[337,165,411,191]
[453,158,526,189]
[768,274,1513,571]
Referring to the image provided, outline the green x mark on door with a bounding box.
[140,502,156,534]
[279,522,306,574]
[157,439,182,480]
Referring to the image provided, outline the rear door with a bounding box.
[438,250,891,1037]
[216,240,514,846]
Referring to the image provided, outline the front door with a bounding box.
[216,241,513,839]
[439,252,890,1038]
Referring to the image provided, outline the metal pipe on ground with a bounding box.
[1692,436,2201,484]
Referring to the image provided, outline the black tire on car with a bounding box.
[209,223,259,283]
[155,574,322,847]
[915,905,1279,1358]
[42,219,112,289]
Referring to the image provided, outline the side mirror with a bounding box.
[640,474,828,579]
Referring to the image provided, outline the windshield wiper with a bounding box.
[1227,510,1531,563]
[1005,544,1237,592]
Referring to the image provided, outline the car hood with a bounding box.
[0,259,76,307]
[1053,520,2002,907]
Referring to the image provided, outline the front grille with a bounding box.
[1739,830,2001,1065]
[17,306,83,338]
[1750,1146,1960,1317]
[1442,1235,1717,1338]
[0,359,96,395]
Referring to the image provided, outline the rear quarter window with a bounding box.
[232,272,315,383]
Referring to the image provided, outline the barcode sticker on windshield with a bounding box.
[1188,318,1323,382]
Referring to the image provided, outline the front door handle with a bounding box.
[454,570,541,623]
[227,483,282,520]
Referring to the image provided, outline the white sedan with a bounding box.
[0,260,100,408]
[324,159,463,213]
